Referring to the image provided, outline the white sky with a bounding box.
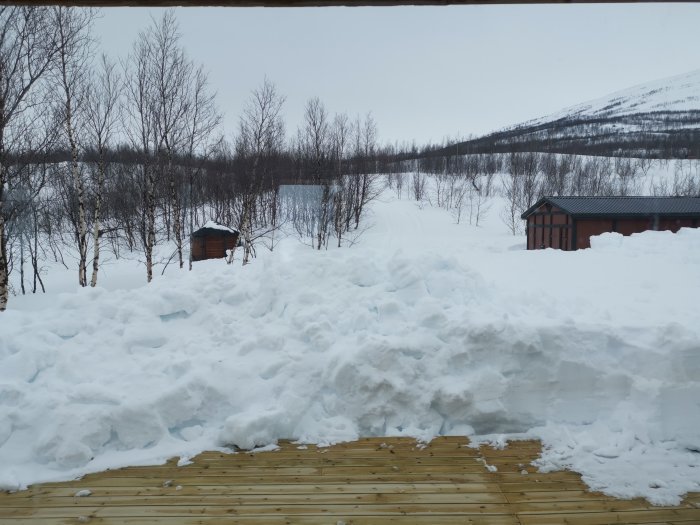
[94,4,700,147]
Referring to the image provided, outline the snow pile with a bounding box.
[1,195,699,505]
[591,228,700,256]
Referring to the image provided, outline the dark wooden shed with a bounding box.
[521,196,700,250]
[190,222,240,261]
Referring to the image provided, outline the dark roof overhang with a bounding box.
[191,227,240,238]
[521,196,700,220]
[521,197,552,219]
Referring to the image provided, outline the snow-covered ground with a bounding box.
[1,176,699,506]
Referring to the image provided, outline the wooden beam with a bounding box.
[6,0,685,6]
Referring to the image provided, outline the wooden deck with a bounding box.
[1,437,699,525]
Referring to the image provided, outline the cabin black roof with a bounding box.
[521,196,700,219]
[191,226,239,238]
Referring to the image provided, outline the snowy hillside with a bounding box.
[443,69,700,158]
[529,69,700,123]
[1,178,700,506]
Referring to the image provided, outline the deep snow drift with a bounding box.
[1,187,700,506]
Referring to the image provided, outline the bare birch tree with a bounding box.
[0,6,61,311]
[299,97,332,249]
[234,78,285,264]
[184,66,221,270]
[124,17,158,282]
[5,124,56,297]
[150,11,192,269]
[53,6,97,287]
[85,54,120,287]
[351,113,381,229]
[331,112,350,247]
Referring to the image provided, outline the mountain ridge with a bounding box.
[433,69,700,159]
[522,68,700,126]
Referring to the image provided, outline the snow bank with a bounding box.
[1,196,699,506]
[592,227,700,254]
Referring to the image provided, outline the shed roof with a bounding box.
[521,196,700,219]
[191,222,239,238]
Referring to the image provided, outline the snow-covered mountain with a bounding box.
[531,69,700,123]
[445,69,700,158]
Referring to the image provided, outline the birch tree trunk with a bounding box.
[56,6,95,288]
[67,120,88,287]
[0,85,6,307]
[0,212,8,312]
[241,193,254,265]
[188,170,194,271]
[146,165,156,282]
[0,152,7,310]
[20,234,25,295]
[317,184,330,250]
[169,155,183,268]
[90,151,105,287]
[31,208,44,293]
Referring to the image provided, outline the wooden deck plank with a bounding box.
[0,491,509,506]
[5,480,595,499]
[1,437,698,525]
[505,489,629,502]
[19,471,580,487]
[0,517,521,525]
[0,482,503,498]
[0,503,518,517]
[58,464,514,476]
[516,508,700,524]
[22,474,505,486]
[161,456,526,466]
[497,481,606,493]
[513,499,692,513]
[205,451,544,461]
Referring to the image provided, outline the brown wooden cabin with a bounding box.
[190,223,240,261]
[521,196,700,250]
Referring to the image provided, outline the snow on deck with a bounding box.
[2,437,699,524]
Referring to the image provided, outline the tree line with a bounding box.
[421,112,700,160]
[0,7,389,311]
[393,151,698,235]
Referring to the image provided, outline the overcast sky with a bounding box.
[94,4,700,147]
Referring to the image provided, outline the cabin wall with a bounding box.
[575,218,615,249]
[528,214,700,251]
[614,218,652,236]
[658,217,697,233]
[524,198,700,251]
[526,204,572,250]
[191,233,239,261]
